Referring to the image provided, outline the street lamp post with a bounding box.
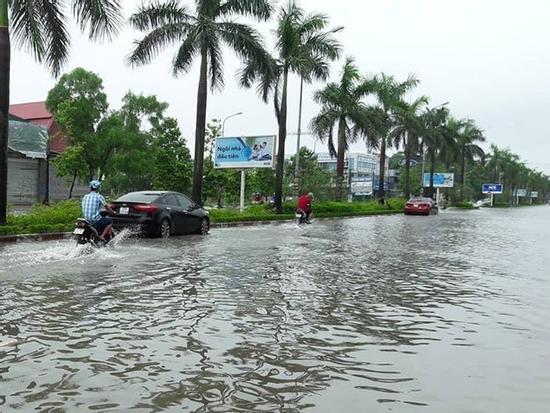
[222,111,243,137]
[221,112,246,212]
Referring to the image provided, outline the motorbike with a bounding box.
[73,218,115,247]
[295,209,310,225]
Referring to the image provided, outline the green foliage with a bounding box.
[150,118,193,194]
[285,147,331,196]
[1,201,80,235]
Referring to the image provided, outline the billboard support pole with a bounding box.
[491,193,494,208]
[436,187,440,212]
[240,169,246,212]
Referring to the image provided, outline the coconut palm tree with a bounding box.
[369,73,419,201]
[421,106,453,197]
[390,96,429,199]
[456,119,485,199]
[129,0,272,204]
[0,0,121,224]
[310,58,381,200]
[240,1,341,212]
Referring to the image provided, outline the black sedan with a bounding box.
[109,191,210,238]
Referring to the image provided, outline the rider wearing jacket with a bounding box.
[296,192,314,223]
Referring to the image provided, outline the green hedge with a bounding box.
[0,199,406,236]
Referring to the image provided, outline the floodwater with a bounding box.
[0,207,549,412]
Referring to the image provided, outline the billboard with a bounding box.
[423,173,454,188]
[214,136,275,169]
[513,189,528,197]
[531,191,539,198]
[482,183,504,194]
[351,180,373,196]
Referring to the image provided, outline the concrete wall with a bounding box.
[7,156,40,205]
[48,163,88,201]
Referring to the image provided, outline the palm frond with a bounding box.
[43,0,71,75]
[207,33,225,91]
[129,0,192,31]
[72,0,122,40]
[217,0,272,20]
[128,23,193,66]
[172,31,199,74]
[10,0,47,62]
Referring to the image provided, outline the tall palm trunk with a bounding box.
[429,150,436,198]
[274,67,289,214]
[378,137,386,201]
[0,0,9,225]
[191,48,208,204]
[460,149,466,200]
[335,118,346,201]
[403,131,411,199]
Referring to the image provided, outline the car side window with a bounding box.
[165,195,179,206]
[176,195,194,210]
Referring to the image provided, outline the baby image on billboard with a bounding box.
[214,136,275,169]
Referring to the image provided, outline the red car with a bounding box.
[404,197,438,215]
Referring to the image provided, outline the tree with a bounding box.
[46,67,110,180]
[285,147,331,197]
[369,73,419,200]
[421,106,453,198]
[390,96,428,199]
[240,1,341,212]
[52,144,88,199]
[456,119,485,199]
[151,117,193,193]
[310,58,382,200]
[128,0,272,204]
[0,0,121,224]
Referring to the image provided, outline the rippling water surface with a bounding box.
[1,207,549,412]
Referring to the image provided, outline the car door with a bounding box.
[164,194,185,235]
[175,194,200,234]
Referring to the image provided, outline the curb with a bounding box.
[0,211,403,244]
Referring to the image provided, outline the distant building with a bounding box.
[8,102,88,204]
[316,152,381,179]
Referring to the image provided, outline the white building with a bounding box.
[316,152,381,180]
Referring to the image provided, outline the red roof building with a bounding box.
[9,102,68,154]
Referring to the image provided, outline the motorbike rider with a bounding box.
[296,192,314,223]
[81,180,115,242]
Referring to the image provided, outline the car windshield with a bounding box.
[409,198,432,203]
[115,193,161,203]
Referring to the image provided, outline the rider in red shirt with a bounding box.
[297,192,314,223]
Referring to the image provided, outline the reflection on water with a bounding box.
[1,207,550,412]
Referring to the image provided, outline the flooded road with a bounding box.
[1,207,549,412]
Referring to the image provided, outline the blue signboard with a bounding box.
[214,136,275,169]
[482,183,503,194]
[423,173,454,188]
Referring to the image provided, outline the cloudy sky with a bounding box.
[10,0,550,173]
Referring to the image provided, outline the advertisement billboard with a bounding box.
[482,183,504,194]
[423,173,454,188]
[351,180,373,196]
[214,136,275,169]
[513,189,528,197]
[531,191,539,198]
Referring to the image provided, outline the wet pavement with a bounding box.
[0,207,549,412]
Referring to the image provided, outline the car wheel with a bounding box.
[159,219,171,238]
[198,218,209,235]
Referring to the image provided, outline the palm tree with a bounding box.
[421,106,453,197]
[390,96,428,199]
[240,1,341,213]
[369,73,419,201]
[456,119,485,199]
[310,58,379,200]
[0,0,121,224]
[129,0,272,204]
